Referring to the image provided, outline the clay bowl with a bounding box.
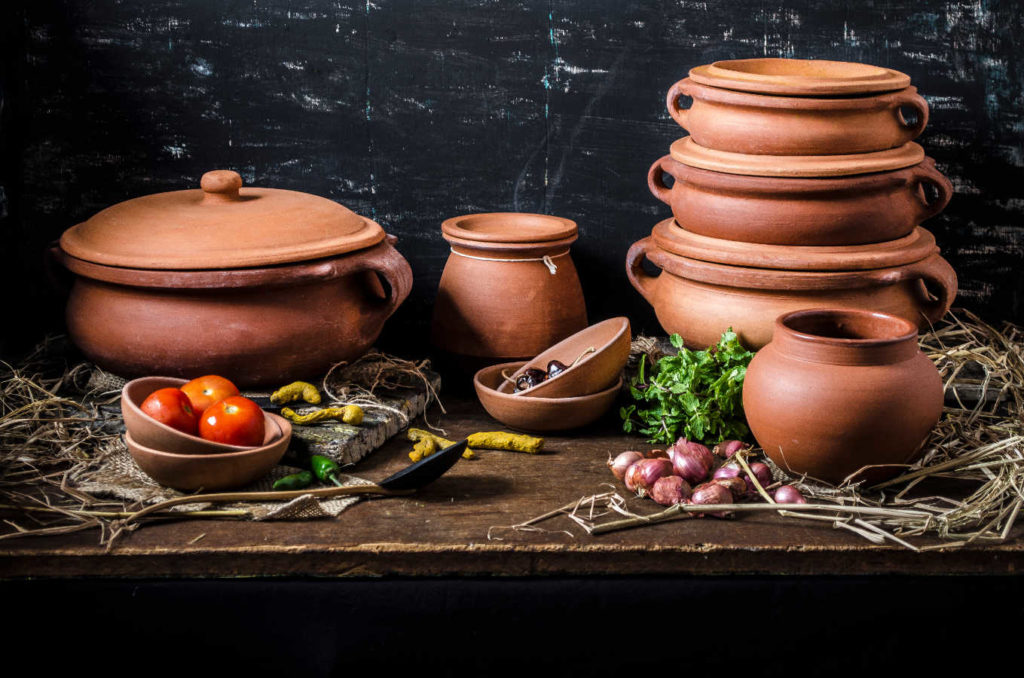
[497,317,631,398]
[122,376,277,455]
[666,78,928,155]
[124,413,291,491]
[475,361,622,432]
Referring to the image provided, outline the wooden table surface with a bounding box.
[2,396,1022,579]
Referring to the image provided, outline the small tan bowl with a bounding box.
[498,317,631,397]
[122,376,274,455]
[124,412,291,491]
[476,361,622,432]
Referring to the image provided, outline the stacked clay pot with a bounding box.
[628,58,957,350]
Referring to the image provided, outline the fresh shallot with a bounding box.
[773,485,807,504]
[651,476,692,506]
[672,449,708,485]
[608,451,644,481]
[630,458,674,496]
[712,476,746,497]
[690,482,734,517]
[712,463,741,480]
[745,462,772,493]
[672,438,714,471]
[713,440,747,458]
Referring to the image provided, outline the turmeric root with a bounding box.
[408,437,436,462]
[407,428,477,460]
[270,381,322,406]
[467,431,544,454]
[280,405,363,426]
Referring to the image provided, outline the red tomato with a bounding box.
[199,396,266,447]
[180,375,240,416]
[140,387,199,435]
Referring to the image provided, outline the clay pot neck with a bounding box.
[445,233,577,258]
[772,309,919,366]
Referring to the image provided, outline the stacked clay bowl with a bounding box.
[628,58,956,349]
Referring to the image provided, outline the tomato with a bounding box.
[140,387,199,435]
[199,396,266,447]
[180,375,240,417]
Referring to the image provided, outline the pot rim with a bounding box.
[444,232,578,254]
[442,212,577,245]
[678,78,919,109]
[669,136,924,178]
[689,58,910,96]
[772,308,920,365]
[56,238,402,290]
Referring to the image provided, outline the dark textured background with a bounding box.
[2,0,1023,358]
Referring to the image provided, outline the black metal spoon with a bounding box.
[125,440,468,523]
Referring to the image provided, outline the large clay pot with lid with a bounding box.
[666,78,929,155]
[54,170,413,387]
[743,309,943,484]
[431,213,587,361]
[648,154,951,246]
[625,223,957,350]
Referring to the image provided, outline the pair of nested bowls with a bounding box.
[629,58,957,350]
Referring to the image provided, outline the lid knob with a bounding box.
[200,170,243,202]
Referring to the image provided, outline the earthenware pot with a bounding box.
[475,361,622,432]
[498,317,631,398]
[688,58,911,96]
[649,155,951,246]
[667,77,925,155]
[55,170,412,387]
[625,235,957,350]
[743,309,943,484]
[431,213,587,361]
[666,79,928,155]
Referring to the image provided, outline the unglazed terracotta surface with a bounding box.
[498,317,631,397]
[474,361,621,432]
[689,58,911,96]
[125,413,291,491]
[669,137,924,178]
[122,376,276,454]
[667,79,928,155]
[743,309,942,484]
[60,170,385,270]
[58,239,413,387]
[626,236,957,350]
[649,157,951,247]
[431,213,587,360]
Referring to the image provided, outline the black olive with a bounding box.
[547,360,569,378]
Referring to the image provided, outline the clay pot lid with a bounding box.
[669,137,924,178]
[689,58,910,96]
[652,218,937,271]
[441,213,577,244]
[59,170,385,270]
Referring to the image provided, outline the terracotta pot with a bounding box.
[666,79,928,155]
[55,170,412,387]
[625,235,957,350]
[648,156,951,246]
[431,213,587,360]
[743,309,943,484]
[688,58,911,96]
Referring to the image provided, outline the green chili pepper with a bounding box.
[310,455,343,487]
[272,471,313,491]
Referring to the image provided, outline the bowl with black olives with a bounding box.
[498,317,631,398]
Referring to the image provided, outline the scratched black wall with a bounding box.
[2,1,1023,358]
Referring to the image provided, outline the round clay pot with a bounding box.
[648,156,951,246]
[431,213,587,361]
[666,79,928,155]
[54,170,413,387]
[625,236,957,350]
[56,239,412,387]
[743,309,943,484]
[688,58,911,97]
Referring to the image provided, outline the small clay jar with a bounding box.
[742,309,943,484]
[666,78,929,155]
[431,213,587,361]
[625,235,957,350]
[648,155,952,246]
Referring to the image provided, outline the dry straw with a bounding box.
[496,310,1024,550]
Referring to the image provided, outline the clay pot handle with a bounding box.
[646,155,675,206]
[626,237,660,304]
[665,78,692,129]
[900,253,958,326]
[911,157,953,222]
[360,233,414,320]
[893,89,929,141]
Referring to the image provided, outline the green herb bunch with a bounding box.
[620,329,754,445]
